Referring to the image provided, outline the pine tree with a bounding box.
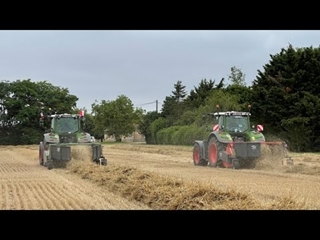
[172,80,187,103]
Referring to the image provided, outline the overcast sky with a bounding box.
[0,30,319,112]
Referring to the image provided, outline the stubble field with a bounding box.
[1,143,320,210]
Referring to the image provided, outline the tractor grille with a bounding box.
[59,133,78,143]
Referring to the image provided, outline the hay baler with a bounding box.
[38,109,107,170]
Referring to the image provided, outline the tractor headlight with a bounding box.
[251,136,255,140]
[226,134,232,140]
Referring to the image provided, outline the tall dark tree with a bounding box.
[185,78,218,109]
[0,80,11,127]
[161,81,188,126]
[250,44,320,152]
[138,110,162,144]
[160,96,183,126]
[215,78,225,89]
[172,80,187,103]
[160,96,176,118]
[225,84,253,108]
[161,80,187,126]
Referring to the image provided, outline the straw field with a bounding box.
[1,143,320,210]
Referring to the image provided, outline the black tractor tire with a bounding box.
[193,143,208,166]
[47,160,53,170]
[94,157,107,166]
[43,153,53,170]
[39,144,44,166]
[207,136,224,168]
[232,159,240,169]
[100,157,107,166]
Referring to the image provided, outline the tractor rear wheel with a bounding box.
[193,143,208,166]
[208,136,223,168]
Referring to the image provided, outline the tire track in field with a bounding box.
[24,182,50,210]
[43,181,97,209]
[0,145,150,210]
[40,181,84,210]
[20,182,40,210]
[1,183,11,209]
[0,148,85,209]
[36,182,71,209]
[13,182,23,210]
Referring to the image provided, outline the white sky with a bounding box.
[0,30,318,112]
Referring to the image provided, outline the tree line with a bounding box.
[1,44,320,152]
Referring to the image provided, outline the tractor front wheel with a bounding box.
[193,143,208,166]
[208,137,223,168]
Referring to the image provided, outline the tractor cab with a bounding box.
[214,111,251,133]
[213,111,251,142]
[39,109,86,133]
[51,114,80,134]
[203,104,265,143]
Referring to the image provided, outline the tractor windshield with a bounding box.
[55,117,79,133]
[225,115,249,132]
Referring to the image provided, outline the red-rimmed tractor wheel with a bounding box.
[193,143,208,166]
[208,136,223,167]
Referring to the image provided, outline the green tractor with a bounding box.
[193,105,285,169]
[38,109,107,170]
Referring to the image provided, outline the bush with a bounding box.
[150,117,167,144]
[172,126,189,145]
[155,125,209,146]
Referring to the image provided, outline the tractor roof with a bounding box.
[214,111,251,116]
[49,113,81,118]
[204,111,251,117]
